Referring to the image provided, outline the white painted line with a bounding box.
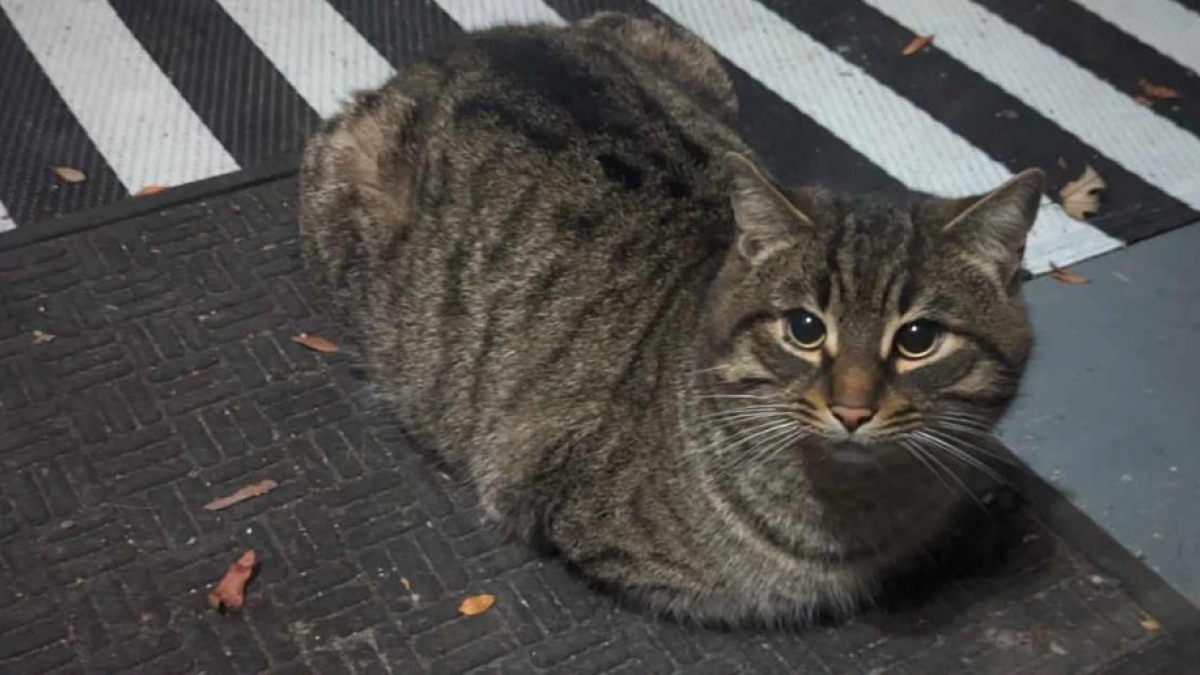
[647,0,1119,273]
[432,0,565,30]
[0,199,13,233]
[215,0,394,118]
[863,0,1200,215]
[1072,0,1200,76]
[1,0,239,191]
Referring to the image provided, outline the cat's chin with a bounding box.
[820,439,904,464]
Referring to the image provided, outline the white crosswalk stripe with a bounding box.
[1072,0,1200,75]
[0,198,13,233]
[864,0,1200,214]
[215,0,395,118]
[431,0,565,30]
[0,0,239,192]
[646,0,1120,273]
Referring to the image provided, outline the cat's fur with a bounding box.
[299,13,1042,624]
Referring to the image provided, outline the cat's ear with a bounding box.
[941,168,1045,288]
[725,152,814,264]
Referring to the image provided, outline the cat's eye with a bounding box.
[785,310,826,350]
[894,320,943,359]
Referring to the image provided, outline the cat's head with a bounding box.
[700,152,1042,461]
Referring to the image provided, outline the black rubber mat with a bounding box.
[2,169,1199,675]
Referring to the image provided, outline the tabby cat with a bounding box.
[299,13,1041,624]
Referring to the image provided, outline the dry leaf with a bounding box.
[1059,165,1106,220]
[1049,263,1090,285]
[1134,95,1153,106]
[208,549,257,611]
[1139,78,1179,100]
[400,577,412,592]
[30,329,56,345]
[292,333,339,354]
[1140,616,1162,631]
[204,479,279,511]
[136,184,169,197]
[53,166,86,183]
[901,35,934,57]
[459,593,495,616]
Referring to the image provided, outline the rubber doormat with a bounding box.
[1,165,1199,674]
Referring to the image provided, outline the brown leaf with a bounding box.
[208,549,257,611]
[204,479,279,511]
[1049,262,1090,285]
[1058,165,1106,220]
[901,35,934,57]
[458,593,495,616]
[52,166,86,183]
[30,329,56,345]
[136,184,169,197]
[1134,95,1153,106]
[292,333,339,354]
[1139,78,1179,100]
[1140,616,1162,631]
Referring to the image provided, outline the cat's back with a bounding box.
[300,15,746,451]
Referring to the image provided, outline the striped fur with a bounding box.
[300,13,1039,624]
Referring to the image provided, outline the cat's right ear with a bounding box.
[725,152,814,264]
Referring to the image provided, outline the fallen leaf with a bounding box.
[1049,263,1090,285]
[459,593,495,616]
[59,520,75,530]
[1059,165,1106,220]
[52,166,86,183]
[204,479,279,511]
[901,34,934,57]
[1134,95,1153,106]
[208,549,257,611]
[136,184,169,197]
[292,333,339,354]
[400,577,412,592]
[1139,78,1179,100]
[30,330,56,345]
[1140,616,1162,631]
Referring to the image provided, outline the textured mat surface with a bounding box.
[1,175,1198,674]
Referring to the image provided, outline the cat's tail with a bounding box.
[578,12,738,125]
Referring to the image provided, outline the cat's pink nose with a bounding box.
[831,405,875,432]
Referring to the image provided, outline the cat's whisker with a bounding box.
[909,435,988,511]
[695,393,775,401]
[898,439,959,500]
[915,430,1008,488]
[922,422,1021,469]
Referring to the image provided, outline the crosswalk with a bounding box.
[1,0,1198,274]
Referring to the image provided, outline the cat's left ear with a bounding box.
[725,152,815,265]
[942,168,1045,291]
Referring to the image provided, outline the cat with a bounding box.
[299,12,1042,625]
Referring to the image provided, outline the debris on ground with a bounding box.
[209,549,257,612]
[204,479,279,511]
[136,184,169,196]
[901,34,934,56]
[30,330,56,345]
[1059,165,1106,220]
[1138,78,1180,100]
[459,593,495,617]
[1140,616,1163,632]
[52,166,86,183]
[1048,262,1090,285]
[292,333,339,354]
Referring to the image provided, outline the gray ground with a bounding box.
[1002,221,1200,605]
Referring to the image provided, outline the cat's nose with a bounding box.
[831,405,875,433]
